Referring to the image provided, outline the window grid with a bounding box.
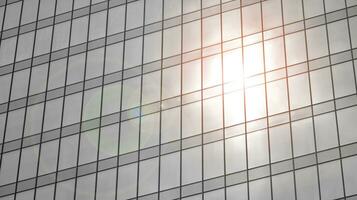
[1,0,357,199]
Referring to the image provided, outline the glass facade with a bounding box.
[1,0,357,199]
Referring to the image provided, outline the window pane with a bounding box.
[138,158,159,195]
[269,124,292,162]
[319,161,344,199]
[182,147,202,184]
[160,152,180,190]
[247,130,269,168]
[182,102,201,138]
[292,118,315,157]
[225,135,246,173]
[204,141,224,179]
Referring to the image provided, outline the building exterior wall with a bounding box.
[1,0,357,199]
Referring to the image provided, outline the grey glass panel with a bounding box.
[10,68,30,100]
[48,58,67,90]
[332,61,356,98]
[96,169,116,200]
[37,140,58,176]
[117,163,138,200]
[67,53,86,85]
[108,5,125,35]
[76,174,95,200]
[53,21,71,51]
[202,15,221,47]
[242,3,261,36]
[203,141,224,179]
[79,129,99,165]
[119,118,139,154]
[35,184,54,200]
[21,0,39,25]
[140,112,160,149]
[288,73,311,109]
[327,20,350,54]
[247,130,269,168]
[272,172,295,200]
[102,82,121,116]
[74,0,90,9]
[203,96,223,132]
[82,87,102,121]
[342,156,357,196]
[292,118,315,157]
[296,166,320,200]
[0,150,20,185]
[56,0,73,14]
[70,16,89,46]
[59,134,79,170]
[269,124,292,162]
[143,31,162,63]
[122,76,141,110]
[5,108,25,142]
[138,157,159,195]
[63,92,82,126]
[4,2,21,30]
[161,107,181,143]
[126,0,144,30]
[142,71,161,105]
[227,184,248,200]
[0,74,11,104]
[163,26,181,58]
[303,0,323,18]
[0,37,17,66]
[89,10,107,41]
[204,189,224,200]
[105,42,123,74]
[43,98,63,131]
[162,65,181,99]
[124,36,143,69]
[99,123,119,159]
[18,145,39,180]
[34,26,53,56]
[249,178,271,200]
[183,20,201,52]
[16,31,35,62]
[337,106,357,145]
[225,135,246,173]
[182,146,202,185]
[160,152,180,190]
[262,0,282,30]
[183,59,201,94]
[56,180,75,200]
[314,112,338,151]
[29,64,48,95]
[145,0,162,24]
[282,0,303,24]
[182,101,201,138]
[86,47,104,79]
[319,161,344,199]
[164,0,181,19]
[222,9,241,41]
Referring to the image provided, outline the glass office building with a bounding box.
[1,0,357,199]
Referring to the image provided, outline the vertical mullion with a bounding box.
[300,0,323,199]
[179,0,184,198]
[259,1,274,199]
[278,0,298,199]
[136,0,146,198]
[53,0,76,199]
[157,0,164,198]
[321,0,347,198]
[218,0,227,199]
[93,0,110,199]
[239,0,250,198]
[114,0,128,199]
[73,0,93,199]
[199,0,204,198]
